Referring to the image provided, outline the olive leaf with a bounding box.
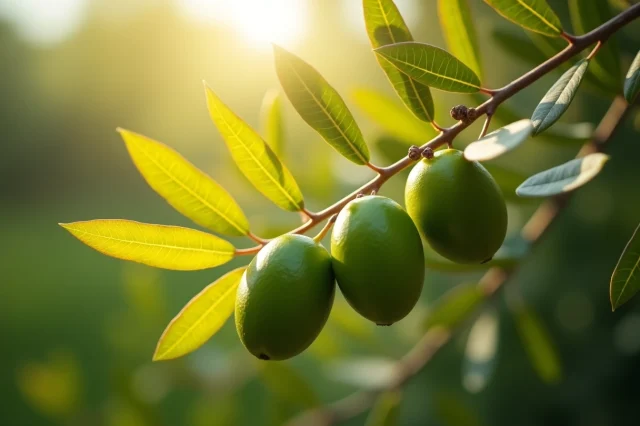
[204,84,305,212]
[531,59,590,136]
[438,0,483,78]
[483,0,562,37]
[610,223,640,311]
[272,45,370,165]
[464,119,533,161]
[375,42,482,93]
[569,0,621,92]
[363,0,435,123]
[423,284,486,331]
[60,220,235,271]
[624,51,640,104]
[516,153,609,197]
[153,268,245,360]
[118,129,250,237]
[513,305,562,383]
[463,308,500,393]
[365,390,402,426]
[260,89,284,156]
[352,88,437,144]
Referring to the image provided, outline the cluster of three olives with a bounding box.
[235,149,507,360]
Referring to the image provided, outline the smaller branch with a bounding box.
[366,162,385,175]
[235,245,263,256]
[587,41,603,60]
[479,87,497,95]
[431,121,446,132]
[478,113,493,139]
[313,215,337,243]
[247,232,269,245]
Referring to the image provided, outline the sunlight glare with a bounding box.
[177,0,308,48]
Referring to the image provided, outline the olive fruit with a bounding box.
[235,234,335,360]
[331,196,425,325]
[405,149,508,264]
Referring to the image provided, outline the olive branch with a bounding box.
[58,0,640,422]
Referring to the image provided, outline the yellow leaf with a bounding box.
[153,267,246,360]
[204,84,304,212]
[118,129,249,236]
[60,220,234,271]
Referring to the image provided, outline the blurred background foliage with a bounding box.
[1,0,640,425]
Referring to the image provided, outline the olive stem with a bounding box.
[235,245,263,256]
[430,121,445,132]
[312,215,338,243]
[247,232,269,245]
[478,113,493,139]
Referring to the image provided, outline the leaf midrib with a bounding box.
[130,140,247,235]
[210,97,303,210]
[156,275,240,358]
[66,225,231,255]
[283,57,368,164]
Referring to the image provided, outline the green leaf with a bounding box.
[60,220,235,271]
[363,0,435,122]
[463,308,499,393]
[438,0,483,78]
[153,268,245,360]
[464,119,533,161]
[352,88,437,144]
[610,223,640,311]
[483,0,562,37]
[204,85,304,212]
[118,129,250,237]
[272,45,370,165]
[365,390,402,426]
[260,89,284,156]
[516,153,609,197]
[569,0,621,92]
[531,59,590,136]
[423,284,485,331]
[513,305,562,383]
[624,51,640,104]
[375,42,482,93]
[259,362,320,409]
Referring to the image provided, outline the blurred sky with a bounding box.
[0,0,422,47]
